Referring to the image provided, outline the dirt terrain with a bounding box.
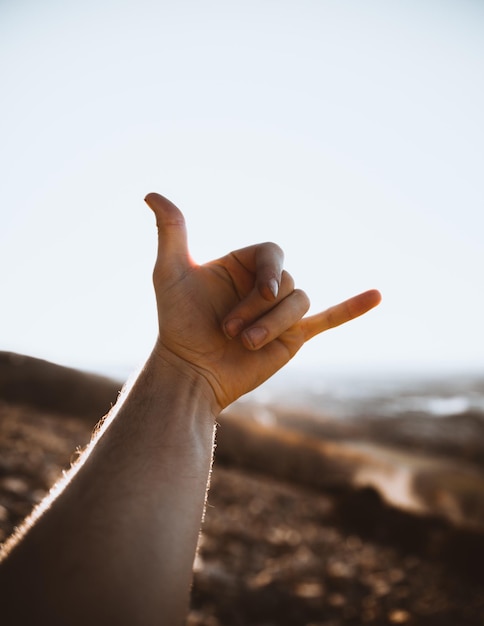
[1,352,484,624]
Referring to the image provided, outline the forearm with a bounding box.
[0,351,217,626]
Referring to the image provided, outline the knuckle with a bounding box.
[261,241,283,255]
[281,270,295,291]
[294,288,310,311]
[259,241,285,268]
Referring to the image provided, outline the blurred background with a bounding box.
[1,0,483,382]
[2,3,484,622]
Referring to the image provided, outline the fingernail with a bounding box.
[244,327,268,349]
[224,318,244,339]
[268,278,279,299]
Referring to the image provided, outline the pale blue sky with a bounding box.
[1,0,483,378]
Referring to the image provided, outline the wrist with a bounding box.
[148,340,221,418]
[92,344,219,468]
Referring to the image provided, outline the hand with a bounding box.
[145,193,381,412]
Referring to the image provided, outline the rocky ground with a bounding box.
[1,399,484,625]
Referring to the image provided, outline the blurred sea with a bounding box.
[240,366,484,478]
[247,366,484,420]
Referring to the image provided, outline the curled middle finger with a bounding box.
[223,270,295,339]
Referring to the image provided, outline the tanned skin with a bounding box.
[0,193,381,625]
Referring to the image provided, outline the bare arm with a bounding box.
[0,193,381,626]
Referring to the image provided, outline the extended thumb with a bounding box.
[144,192,190,272]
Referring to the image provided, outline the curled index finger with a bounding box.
[301,289,382,341]
[230,242,284,301]
[254,242,284,300]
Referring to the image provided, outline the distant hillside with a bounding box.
[0,351,122,421]
[2,351,484,532]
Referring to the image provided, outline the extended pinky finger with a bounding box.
[301,289,382,341]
